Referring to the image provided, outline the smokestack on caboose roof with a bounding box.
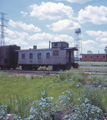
[33,45,37,49]
[49,41,51,49]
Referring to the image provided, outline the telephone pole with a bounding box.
[0,12,8,46]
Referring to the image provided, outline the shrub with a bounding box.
[28,90,59,120]
[71,74,86,84]
[59,73,67,81]
[64,98,104,120]
[79,86,105,112]
[0,105,7,120]
[59,89,74,110]
[87,75,104,84]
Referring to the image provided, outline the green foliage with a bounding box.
[59,89,74,110]
[15,96,31,118]
[0,68,107,119]
[64,98,103,120]
[79,86,105,112]
[71,73,86,84]
[87,74,105,83]
[59,73,67,81]
[28,90,59,120]
[0,105,7,120]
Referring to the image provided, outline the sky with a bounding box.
[0,0,107,54]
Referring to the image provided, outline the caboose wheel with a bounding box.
[52,65,57,71]
[72,63,79,68]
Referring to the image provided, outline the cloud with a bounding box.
[82,40,97,53]
[78,5,107,24]
[29,32,74,42]
[29,2,74,20]
[47,19,81,32]
[86,30,107,42]
[29,32,74,48]
[5,28,29,46]
[5,29,74,49]
[8,19,41,32]
[6,29,17,38]
[6,28,29,39]
[56,0,92,4]
[8,19,16,27]
[5,38,28,46]
[21,11,27,17]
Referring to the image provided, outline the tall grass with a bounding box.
[0,68,107,119]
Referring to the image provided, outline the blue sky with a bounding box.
[0,0,107,53]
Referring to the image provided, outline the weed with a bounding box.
[59,73,67,81]
[79,86,105,112]
[28,90,59,120]
[59,89,74,110]
[64,98,104,120]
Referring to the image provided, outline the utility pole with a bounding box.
[0,12,8,46]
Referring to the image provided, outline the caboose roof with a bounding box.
[64,47,78,51]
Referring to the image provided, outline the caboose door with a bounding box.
[66,50,74,63]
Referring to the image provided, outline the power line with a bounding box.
[0,12,8,45]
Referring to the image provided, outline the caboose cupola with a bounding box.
[52,41,69,49]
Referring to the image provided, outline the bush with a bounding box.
[79,86,105,112]
[59,89,74,110]
[28,90,59,120]
[64,98,104,120]
[59,73,67,81]
[0,105,7,120]
[71,74,86,84]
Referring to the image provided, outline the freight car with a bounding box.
[17,41,79,71]
[0,45,20,70]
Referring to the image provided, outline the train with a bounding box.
[0,41,79,70]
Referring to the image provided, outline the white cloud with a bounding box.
[6,29,17,38]
[6,28,29,39]
[5,38,28,46]
[21,11,27,17]
[78,5,107,24]
[56,0,92,4]
[82,40,97,53]
[5,28,29,46]
[86,30,107,42]
[29,32,74,42]
[5,30,74,49]
[29,2,74,20]
[9,19,41,32]
[47,19,81,32]
[8,19,17,27]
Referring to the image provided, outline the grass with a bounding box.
[0,67,107,119]
[79,61,107,65]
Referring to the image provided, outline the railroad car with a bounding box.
[0,45,20,70]
[17,41,79,71]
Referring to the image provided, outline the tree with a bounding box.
[104,46,107,54]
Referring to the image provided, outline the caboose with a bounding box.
[17,41,79,71]
[0,45,20,70]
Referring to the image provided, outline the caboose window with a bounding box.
[46,53,50,59]
[29,53,33,59]
[55,43,57,47]
[38,53,41,59]
[22,53,25,59]
[53,50,59,56]
[5,59,8,63]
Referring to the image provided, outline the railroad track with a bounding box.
[0,69,107,75]
[85,70,107,75]
[0,70,59,76]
